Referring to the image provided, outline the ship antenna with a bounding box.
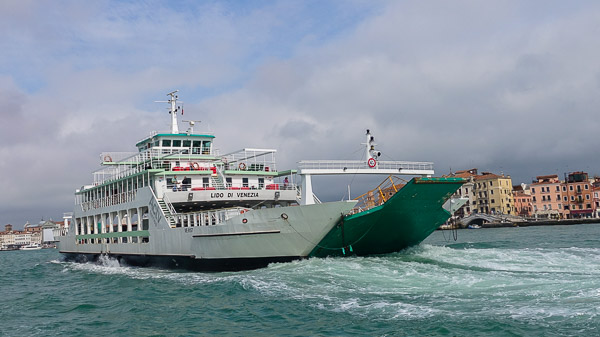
[155,90,181,134]
[362,129,380,162]
[182,120,202,135]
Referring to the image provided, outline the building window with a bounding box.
[556,195,560,201]
[570,186,574,191]
[556,186,560,192]
[562,186,566,191]
[563,196,567,201]
[586,194,590,200]
[586,204,592,209]
[532,187,535,193]
[558,204,562,209]
[533,196,536,202]
[570,196,575,201]
[585,185,589,190]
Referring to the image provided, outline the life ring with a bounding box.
[104,155,113,162]
[367,158,377,168]
[191,162,200,170]
[239,162,247,170]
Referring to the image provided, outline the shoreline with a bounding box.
[443,218,600,230]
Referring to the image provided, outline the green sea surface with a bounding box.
[2,224,600,336]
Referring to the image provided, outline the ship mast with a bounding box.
[156,90,182,134]
[364,129,381,166]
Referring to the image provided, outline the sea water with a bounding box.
[1,224,600,336]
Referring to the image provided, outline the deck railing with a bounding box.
[298,160,434,171]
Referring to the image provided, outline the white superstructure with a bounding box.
[58,91,355,271]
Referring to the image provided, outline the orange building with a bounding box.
[564,172,594,218]
[513,185,532,217]
[530,175,564,219]
[593,179,600,218]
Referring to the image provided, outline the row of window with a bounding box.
[532,184,590,194]
[533,203,593,211]
[532,194,591,202]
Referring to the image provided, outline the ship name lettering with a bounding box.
[237,192,258,198]
[210,192,225,198]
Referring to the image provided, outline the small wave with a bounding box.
[61,303,100,313]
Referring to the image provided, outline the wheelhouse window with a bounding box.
[172,140,182,147]
[162,139,171,147]
[192,141,202,154]
[202,141,211,154]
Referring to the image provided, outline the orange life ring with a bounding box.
[191,162,200,170]
[104,155,113,162]
[239,162,247,170]
[367,158,376,168]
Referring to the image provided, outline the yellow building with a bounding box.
[472,172,515,215]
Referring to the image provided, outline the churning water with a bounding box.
[2,224,600,336]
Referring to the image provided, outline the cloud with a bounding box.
[2,0,600,227]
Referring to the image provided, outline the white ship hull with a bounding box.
[59,187,355,271]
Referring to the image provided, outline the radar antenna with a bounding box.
[182,120,202,135]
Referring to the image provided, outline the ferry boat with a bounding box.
[21,243,42,250]
[58,91,356,271]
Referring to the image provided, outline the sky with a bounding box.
[1,0,600,229]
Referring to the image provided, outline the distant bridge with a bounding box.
[457,213,526,227]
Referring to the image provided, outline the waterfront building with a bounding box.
[593,178,600,218]
[0,225,16,249]
[530,175,564,219]
[448,169,515,215]
[13,231,33,246]
[444,168,477,218]
[513,184,532,217]
[563,172,594,218]
[472,171,515,215]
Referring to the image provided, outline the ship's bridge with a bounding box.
[135,132,215,156]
